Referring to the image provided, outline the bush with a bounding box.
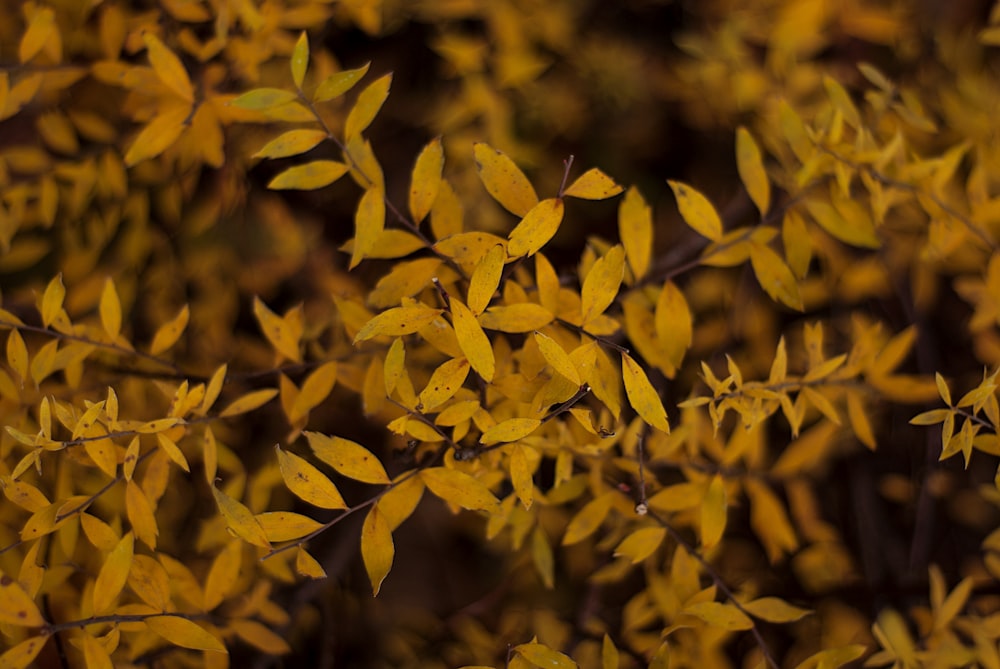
[2,1,1000,667]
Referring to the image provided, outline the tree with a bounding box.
[2,0,1000,667]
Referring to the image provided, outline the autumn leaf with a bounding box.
[668,180,723,241]
[473,142,539,217]
[507,198,564,258]
[362,505,394,595]
[276,445,347,510]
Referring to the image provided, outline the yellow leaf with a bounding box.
[683,601,753,631]
[255,511,323,542]
[92,532,134,614]
[126,480,159,549]
[369,257,442,309]
[532,526,554,589]
[362,505,394,596]
[749,242,803,310]
[150,305,189,354]
[230,619,290,655]
[295,546,327,579]
[211,485,271,549]
[143,33,193,102]
[291,31,309,89]
[354,305,442,342]
[473,142,539,217]
[409,137,444,223]
[19,8,55,63]
[621,353,670,433]
[290,362,338,423]
[602,634,619,669]
[451,298,495,382]
[507,198,564,258]
[203,540,241,611]
[200,364,227,415]
[267,160,349,190]
[7,329,27,382]
[77,634,113,669]
[253,297,301,362]
[254,129,326,159]
[480,418,542,445]
[744,478,798,562]
[0,569,45,627]
[345,73,392,140]
[614,526,667,563]
[314,63,370,102]
[418,357,470,412]
[563,168,624,200]
[350,186,386,269]
[618,187,652,280]
[823,76,861,128]
[736,127,771,216]
[701,475,727,549]
[219,388,278,418]
[127,554,171,611]
[668,180,723,241]
[229,88,297,110]
[124,105,189,166]
[581,244,625,324]
[0,635,46,668]
[743,597,811,622]
[146,615,226,653]
[478,303,554,332]
[99,278,122,341]
[562,492,614,545]
[654,281,692,370]
[467,244,504,315]
[510,444,536,509]
[804,198,880,249]
[846,391,876,450]
[156,432,189,472]
[514,642,578,668]
[40,274,65,329]
[421,467,500,513]
[276,445,347,510]
[534,332,581,386]
[378,473,425,530]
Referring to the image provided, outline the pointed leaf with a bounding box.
[124,106,188,166]
[668,180,723,241]
[0,570,45,626]
[467,245,504,315]
[276,445,347,509]
[143,33,193,102]
[314,63,370,102]
[743,597,811,622]
[254,129,326,159]
[290,32,309,89]
[255,511,324,542]
[229,88,297,110]
[480,418,542,445]
[418,357,470,411]
[211,485,271,548]
[268,161,348,190]
[146,615,226,653]
[295,546,326,579]
[507,198,564,258]
[350,186,385,269]
[219,388,278,418]
[99,278,122,341]
[514,643,578,668]
[451,298,495,382]
[621,353,670,433]
[614,526,667,564]
[581,244,625,324]
[534,331,580,386]
[655,281,692,369]
[354,305,442,342]
[40,274,65,328]
[619,187,652,280]
[0,636,46,668]
[701,475,727,549]
[362,506,394,595]
[563,168,623,200]
[683,601,753,631]
[421,467,500,513]
[150,305,189,354]
[736,126,770,216]
[749,241,803,310]
[345,73,392,140]
[409,137,444,223]
[473,142,538,217]
[562,492,614,545]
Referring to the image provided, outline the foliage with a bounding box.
[3,0,1000,668]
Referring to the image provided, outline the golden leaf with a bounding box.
[618,187,652,280]
[203,540,241,611]
[581,244,625,325]
[473,142,539,217]
[621,353,670,433]
[211,485,271,549]
[362,505,394,596]
[533,332,581,386]
[146,615,226,653]
[467,244,504,315]
[683,601,753,631]
[409,137,444,224]
[480,418,542,445]
[276,445,347,510]
[295,546,327,579]
[350,186,386,269]
[314,63,371,102]
[268,161,349,190]
[150,305,189,355]
[562,492,614,545]
[126,480,159,549]
[743,597,811,622]
[418,357,470,412]
[143,33,193,102]
[668,180,723,241]
[92,532,134,614]
[421,467,500,513]
[354,305,442,342]
[701,475,727,549]
[507,198,564,258]
[124,105,189,166]
[563,168,624,200]
[255,511,323,542]
[345,73,392,140]
[735,126,771,216]
[289,362,338,423]
[478,303,554,333]
[290,31,309,89]
[451,298,495,382]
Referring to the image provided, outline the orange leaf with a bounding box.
[473,142,538,217]
[143,33,193,102]
[514,643,578,668]
[361,505,394,595]
[507,198,564,258]
[229,88,297,110]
